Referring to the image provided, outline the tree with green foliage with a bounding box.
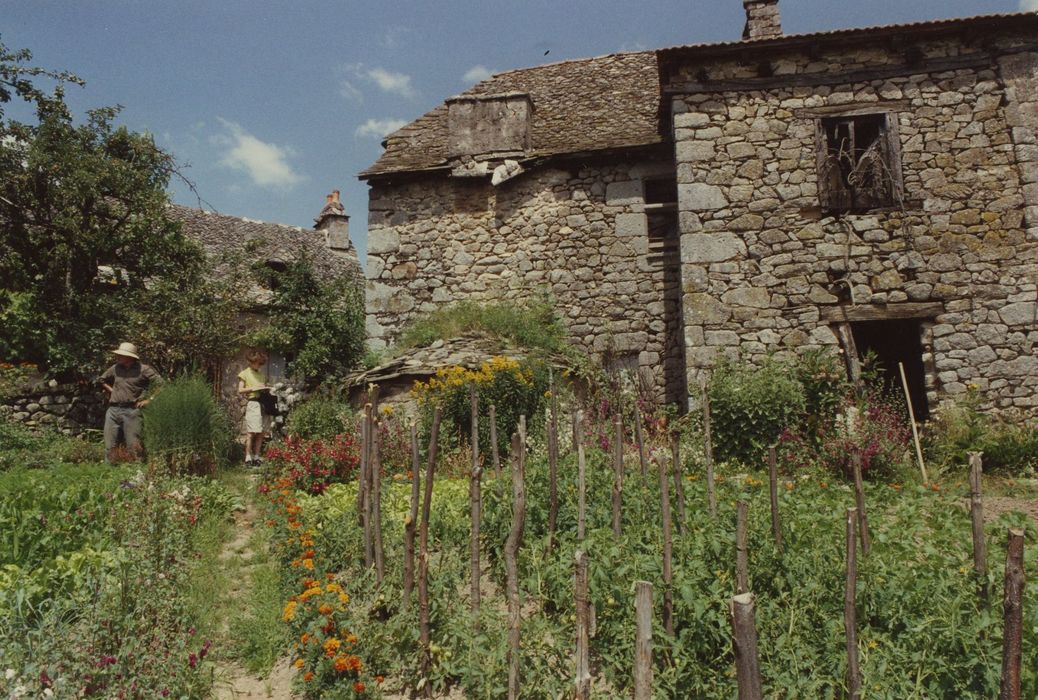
[247,253,366,380]
[0,39,200,376]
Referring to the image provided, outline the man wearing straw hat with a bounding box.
[100,342,162,462]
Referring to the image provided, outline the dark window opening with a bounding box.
[263,259,288,291]
[818,113,899,212]
[644,177,677,206]
[850,319,928,421]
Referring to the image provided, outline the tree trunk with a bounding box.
[574,550,591,700]
[469,385,482,629]
[730,593,763,700]
[845,507,861,700]
[505,430,527,700]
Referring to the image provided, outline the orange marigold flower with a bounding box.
[301,633,310,643]
[376,675,385,684]
[323,637,342,657]
[339,593,350,604]
[319,603,333,616]
[304,672,314,682]
[302,558,315,570]
[282,601,298,622]
[333,655,350,673]
[294,658,305,669]
[353,681,366,693]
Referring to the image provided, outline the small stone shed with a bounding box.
[360,1,1038,417]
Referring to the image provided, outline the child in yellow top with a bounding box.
[237,349,270,466]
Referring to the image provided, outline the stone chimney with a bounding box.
[743,0,782,40]
[314,190,351,251]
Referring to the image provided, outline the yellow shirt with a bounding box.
[238,367,267,399]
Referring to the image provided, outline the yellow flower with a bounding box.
[282,601,298,622]
[294,658,305,669]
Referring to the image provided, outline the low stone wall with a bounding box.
[0,381,105,435]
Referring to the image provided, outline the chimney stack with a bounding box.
[314,190,351,252]
[743,0,782,40]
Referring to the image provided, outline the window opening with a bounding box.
[818,113,899,212]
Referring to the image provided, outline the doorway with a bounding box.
[850,319,929,420]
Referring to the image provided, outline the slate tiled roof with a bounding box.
[170,204,362,284]
[360,51,663,178]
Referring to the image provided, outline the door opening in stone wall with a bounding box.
[645,175,687,410]
[850,319,928,421]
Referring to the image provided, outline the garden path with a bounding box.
[212,477,300,700]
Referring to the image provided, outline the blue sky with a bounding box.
[2,0,1030,268]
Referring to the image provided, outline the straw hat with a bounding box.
[112,342,140,359]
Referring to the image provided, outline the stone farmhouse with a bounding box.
[360,1,1038,417]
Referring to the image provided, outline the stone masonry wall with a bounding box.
[0,381,105,435]
[671,39,1038,412]
[365,158,686,401]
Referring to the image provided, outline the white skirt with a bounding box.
[243,400,270,434]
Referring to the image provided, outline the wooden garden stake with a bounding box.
[547,378,559,554]
[898,361,928,483]
[489,403,500,478]
[658,453,675,636]
[633,581,653,700]
[736,501,749,595]
[505,431,527,700]
[700,374,717,517]
[730,593,763,700]
[418,408,441,699]
[360,403,373,568]
[850,451,871,556]
[576,411,587,543]
[999,528,1025,700]
[634,407,648,476]
[670,432,687,535]
[845,507,862,700]
[969,452,988,601]
[357,403,368,527]
[371,423,385,584]
[612,413,624,537]
[574,550,591,700]
[469,385,482,629]
[767,447,782,549]
[402,423,420,611]
[572,409,579,453]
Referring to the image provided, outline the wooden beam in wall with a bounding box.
[819,302,944,323]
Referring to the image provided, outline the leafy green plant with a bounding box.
[142,375,231,473]
[925,392,1038,476]
[708,355,807,465]
[285,395,353,440]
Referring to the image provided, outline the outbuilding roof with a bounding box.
[171,204,362,284]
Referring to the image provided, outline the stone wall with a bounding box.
[365,156,688,402]
[0,381,105,435]
[670,37,1038,412]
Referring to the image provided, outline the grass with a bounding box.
[228,517,288,673]
[392,299,569,356]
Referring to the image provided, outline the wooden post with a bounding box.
[767,447,782,549]
[402,423,420,611]
[634,407,648,476]
[969,452,988,601]
[372,423,385,584]
[612,413,624,537]
[357,403,369,528]
[572,410,579,453]
[850,451,871,556]
[361,403,373,568]
[845,507,862,700]
[505,431,527,700]
[736,501,749,595]
[659,453,675,637]
[469,385,482,629]
[730,593,763,700]
[574,550,591,700]
[898,361,929,483]
[418,408,441,699]
[999,528,1025,700]
[547,379,559,554]
[633,581,653,700]
[489,403,500,478]
[700,374,717,517]
[576,411,587,543]
[834,322,862,389]
[670,432,687,536]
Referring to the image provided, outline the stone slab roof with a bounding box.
[171,203,362,284]
[360,51,663,179]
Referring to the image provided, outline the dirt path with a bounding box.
[211,478,300,700]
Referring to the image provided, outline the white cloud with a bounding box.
[354,118,408,139]
[380,26,411,49]
[339,63,417,100]
[462,65,493,83]
[212,118,304,188]
[1021,0,1038,11]
[367,67,416,98]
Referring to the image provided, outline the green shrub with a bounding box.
[284,395,352,440]
[925,394,1038,476]
[395,299,568,355]
[708,355,806,465]
[142,375,230,473]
